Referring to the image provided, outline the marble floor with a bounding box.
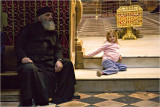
[78,12,160,57]
[1,91,160,107]
[80,35,160,57]
[57,92,160,107]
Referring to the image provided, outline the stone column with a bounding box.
[75,37,84,69]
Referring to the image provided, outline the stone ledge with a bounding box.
[75,68,160,80]
[83,57,160,68]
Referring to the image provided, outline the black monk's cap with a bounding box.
[36,6,52,17]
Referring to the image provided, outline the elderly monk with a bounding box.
[16,6,79,106]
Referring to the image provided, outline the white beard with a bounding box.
[41,20,55,31]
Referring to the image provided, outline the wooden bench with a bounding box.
[1,46,19,89]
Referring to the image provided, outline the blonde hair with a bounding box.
[105,30,119,44]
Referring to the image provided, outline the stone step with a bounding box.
[1,89,19,102]
[78,29,105,31]
[84,57,160,69]
[1,68,159,101]
[1,71,19,89]
[75,68,160,92]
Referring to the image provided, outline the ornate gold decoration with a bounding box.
[76,0,83,27]
[117,5,143,40]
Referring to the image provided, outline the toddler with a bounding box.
[84,30,127,77]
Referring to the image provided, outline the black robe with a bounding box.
[16,21,76,105]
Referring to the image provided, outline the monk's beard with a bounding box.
[41,20,55,31]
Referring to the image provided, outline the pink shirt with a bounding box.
[87,41,120,62]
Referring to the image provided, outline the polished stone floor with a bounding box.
[78,12,160,57]
[80,35,160,57]
[1,92,160,107]
[57,92,160,107]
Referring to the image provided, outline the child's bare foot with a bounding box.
[97,70,102,77]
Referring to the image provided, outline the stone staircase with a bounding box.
[75,68,159,92]
[75,55,160,92]
[75,11,160,93]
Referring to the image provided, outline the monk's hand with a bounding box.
[55,60,63,72]
[22,57,33,63]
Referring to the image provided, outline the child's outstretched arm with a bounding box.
[84,43,108,57]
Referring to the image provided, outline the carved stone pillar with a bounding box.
[75,37,84,69]
[75,0,84,69]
